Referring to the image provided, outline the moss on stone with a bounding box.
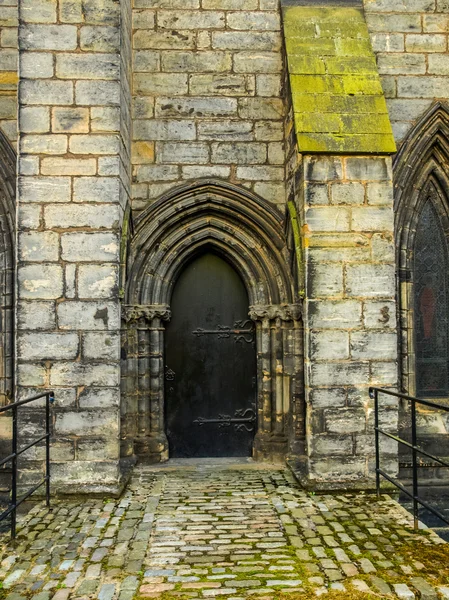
[287,201,304,298]
[283,5,396,155]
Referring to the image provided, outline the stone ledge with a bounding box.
[287,457,398,493]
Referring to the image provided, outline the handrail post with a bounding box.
[11,403,17,540]
[371,387,380,497]
[367,386,449,530]
[45,393,53,507]
[411,397,419,531]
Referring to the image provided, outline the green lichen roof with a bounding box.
[283,6,396,155]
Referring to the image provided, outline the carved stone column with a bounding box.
[249,304,302,463]
[121,305,171,462]
[120,308,138,458]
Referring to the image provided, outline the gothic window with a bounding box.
[413,198,449,397]
[0,131,15,406]
[394,102,449,398]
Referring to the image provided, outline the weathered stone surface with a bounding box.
[61,232,119,262]
[45,204,120,229]
[21,52,54,78]
[52,107,90,133]
[83,332,120,360]
[78,264,119,299]
[18,264,63,299]
[57,301,120,330]
[50,362,119,387]
[20,24,77,51]
[19,231,59,262]
[18,301,55,331]
[18,332,79,360]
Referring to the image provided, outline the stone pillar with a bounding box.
[121,305,170,463]
[301,155,398,488]
[16,0,130,493]
[250,304,302,463]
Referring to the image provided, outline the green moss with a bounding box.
[335,38,373,57]
[293,94,389,115]
[297,132,397,154]
[283,4,396,155]
[288,55,326,75]
[342,75,384,96]
[324,56,378,75]
[295,112,342,134]
[287,201,304,299]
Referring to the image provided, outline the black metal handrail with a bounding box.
[0,391,54,539]
[370,386,449,530]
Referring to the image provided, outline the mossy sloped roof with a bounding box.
[283,6,396,154]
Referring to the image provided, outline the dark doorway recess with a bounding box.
[165,252,257,458]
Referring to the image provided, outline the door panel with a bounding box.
[165,252,257,457]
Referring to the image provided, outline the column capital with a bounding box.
[122,304,171,324]
[249,303,302,322]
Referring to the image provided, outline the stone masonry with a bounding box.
[0,0,17,145]
[0,0,446,492]
[365,0,449,144]
[299,155,398,486]
[15,0,132,493]
[131,0,286,210]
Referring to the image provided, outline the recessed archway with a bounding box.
[121,180,304,464]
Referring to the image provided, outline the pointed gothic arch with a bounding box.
[394,102,449,397]
[0,130,15,407]
[121,180,304,463]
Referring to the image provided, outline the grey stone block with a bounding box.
[57,301,120,330]
[20,24,77,51]
[78,264,119,299]
[50,362,119,387]
[18,332,79,360]
[18,264,63,299]
[62,233,119,263]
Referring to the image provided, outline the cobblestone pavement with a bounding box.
[1,459,449,599]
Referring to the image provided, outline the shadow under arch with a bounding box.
[121,180,304,465]
[127,179,296,307]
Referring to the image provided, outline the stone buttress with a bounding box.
[283,1,399,488]
[15,0,132,494]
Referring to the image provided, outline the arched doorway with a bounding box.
[165,252,257,458]
[122,180,303,464]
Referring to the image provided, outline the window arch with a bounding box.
[413,192,449,396]
[0,130,15,406]
[395,102,449,398]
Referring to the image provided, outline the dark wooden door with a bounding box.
[165,252,257,457]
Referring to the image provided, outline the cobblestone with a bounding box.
[1,460,448,599]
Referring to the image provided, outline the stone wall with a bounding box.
[2,0,448,492]
[16,0,131,493]
[298,155,398,486]
[131,0,286,211]
[0,0,17,145]
[365,0,449,145]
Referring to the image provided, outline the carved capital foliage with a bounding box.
[122,304,171,324]
[249,303,302,322]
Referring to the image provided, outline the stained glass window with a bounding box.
[413,198,449,397]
